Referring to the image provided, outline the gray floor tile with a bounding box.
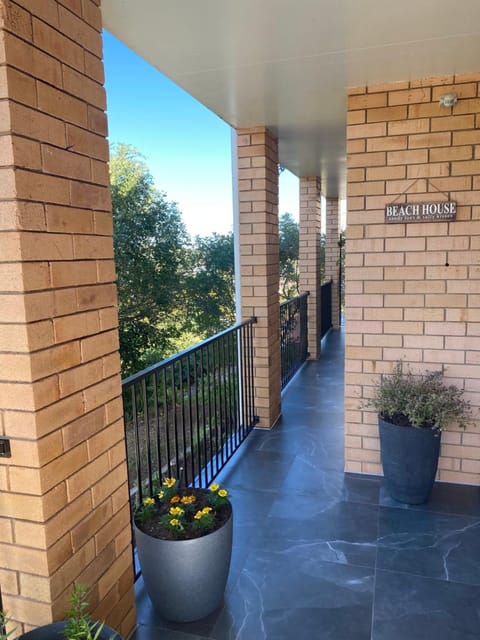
[373,570,480,640]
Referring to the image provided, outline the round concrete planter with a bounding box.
[18,621,120,640]
[379,417,441,504]
[135,506,233,622]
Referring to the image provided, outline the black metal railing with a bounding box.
[122,318,257,511]
[280,292,309,389]
[321,280,333,338]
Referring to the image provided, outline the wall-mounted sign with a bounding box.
[385,201,456,224]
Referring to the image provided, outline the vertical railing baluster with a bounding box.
[193,351,202,486]
[218,335,226,467]
[179,357,188,486]
[153,371,162,485]
[240,324,247,436]
[163,367,171,478]
[131,384,142,505]
[187,353,196,487]
[211,340,219,475]
[142,376,153,497]
[206,344,214,482]
[221,332,230,460]
[248,320,255,430]
[172,361,180,479]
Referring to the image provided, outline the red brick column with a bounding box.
[236,127,281,428]
[0,1,135,636]
[299,177,322,358]
[325,197,341,329]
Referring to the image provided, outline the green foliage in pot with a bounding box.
[0,611,15,640]
[63,584,116,640]
[0,585,117,640]
[365,362,472,430]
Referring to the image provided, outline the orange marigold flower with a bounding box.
[170,495,180,503]
[181,495,196,505]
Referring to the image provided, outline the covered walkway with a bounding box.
[133,327,480,639]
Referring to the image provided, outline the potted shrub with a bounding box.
[134,477,232,623]
[17,584,119,640]
[365,362,472,504]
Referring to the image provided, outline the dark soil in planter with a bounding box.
[135,488,232,540]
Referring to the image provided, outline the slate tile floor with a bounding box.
[132,327,480,639]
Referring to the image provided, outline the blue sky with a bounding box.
[103,31,299,237]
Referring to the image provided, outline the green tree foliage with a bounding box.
[110,144,189,376]
[279,212,300,299]
[110,144,342,378]
[186,232,236,336]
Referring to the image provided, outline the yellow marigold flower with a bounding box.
[218,489,228,498]
[202,506,213,514]
[181,495,196,505]
[194,510,204,520]
[170,495,180,503]
[169,518,180,526]
[169,507,184,516]
[158,491,164,499]
[209,483,219,492]
[163,477,176,488]
[143,497,155,506]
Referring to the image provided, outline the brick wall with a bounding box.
[299,177,321,358]
[237,127,281,427]
[345,73,480,483]
[0,1,135,635]
[325,197,341,329]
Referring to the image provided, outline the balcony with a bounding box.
[131,326,480,640]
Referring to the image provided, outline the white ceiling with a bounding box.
[102,0,480,199]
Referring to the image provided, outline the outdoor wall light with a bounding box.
[439,93,457,107]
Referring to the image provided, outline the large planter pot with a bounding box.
[134,506,233,623]
[18,621,120,640]
[379,417,441,504]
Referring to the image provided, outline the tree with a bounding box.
[185,232,236,337]
[279,212,300,299]
[110,144,189,376]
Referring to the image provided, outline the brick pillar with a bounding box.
[325,197,341,329]
[0,2,135,636]
[299,177,322,358]
[236,127,281,428]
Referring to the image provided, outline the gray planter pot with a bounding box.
[379,417,441,504]
[134,508,233,622]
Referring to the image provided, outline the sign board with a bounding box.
[385,201,456,224]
